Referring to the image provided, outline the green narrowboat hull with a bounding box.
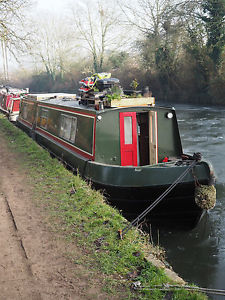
[85,160,212,227]
[85,160,211,187]
[93,181,205,228]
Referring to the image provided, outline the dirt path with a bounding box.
[0,133,111,299]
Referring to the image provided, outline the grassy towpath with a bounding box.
[0,114,207,300]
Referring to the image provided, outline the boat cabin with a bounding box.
[17,96,183,167]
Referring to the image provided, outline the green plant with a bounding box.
[130,79,139,90]
[106,93,121,101]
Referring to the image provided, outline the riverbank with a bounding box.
[0,114,207,299]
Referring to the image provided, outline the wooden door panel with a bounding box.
[149,111,158,165]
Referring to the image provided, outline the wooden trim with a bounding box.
[149,111,158,164]
[112,97,155,107]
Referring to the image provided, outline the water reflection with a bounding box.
[154,104,225,299]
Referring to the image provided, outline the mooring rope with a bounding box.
[134,284,225,296]
[119,159,197,238]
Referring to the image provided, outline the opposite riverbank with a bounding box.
[0,114,207,299]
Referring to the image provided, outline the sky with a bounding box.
[35,0,85,14]
[35,0,69,12]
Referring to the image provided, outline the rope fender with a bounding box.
[195,184,216,210]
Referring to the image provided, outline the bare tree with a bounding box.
[120,0,189,67]
[71,0,124,72]
[29,15,77,81]
[0,0,32,79]
[120,0,175,44]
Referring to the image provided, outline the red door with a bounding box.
[120,112,138,166]
[5,95,12,110]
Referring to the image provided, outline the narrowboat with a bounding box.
[16,92,216,227]
[7,96,22,122]
[3,91,76,122]
[0,86,28,121]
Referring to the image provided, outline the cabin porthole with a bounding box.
[166,112,173,119]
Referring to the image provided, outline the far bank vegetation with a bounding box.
[1,0,225,105]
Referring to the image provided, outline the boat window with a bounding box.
[60,114,77,143]
[40,109,49,129]
[124,116,133,144]
[22,103,28,119]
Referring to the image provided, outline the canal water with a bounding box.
[154,104,225,299]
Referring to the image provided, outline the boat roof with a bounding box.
[27,93,77,101]
[23,96,175,114]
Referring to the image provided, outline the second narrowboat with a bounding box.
[0,86,28,121]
